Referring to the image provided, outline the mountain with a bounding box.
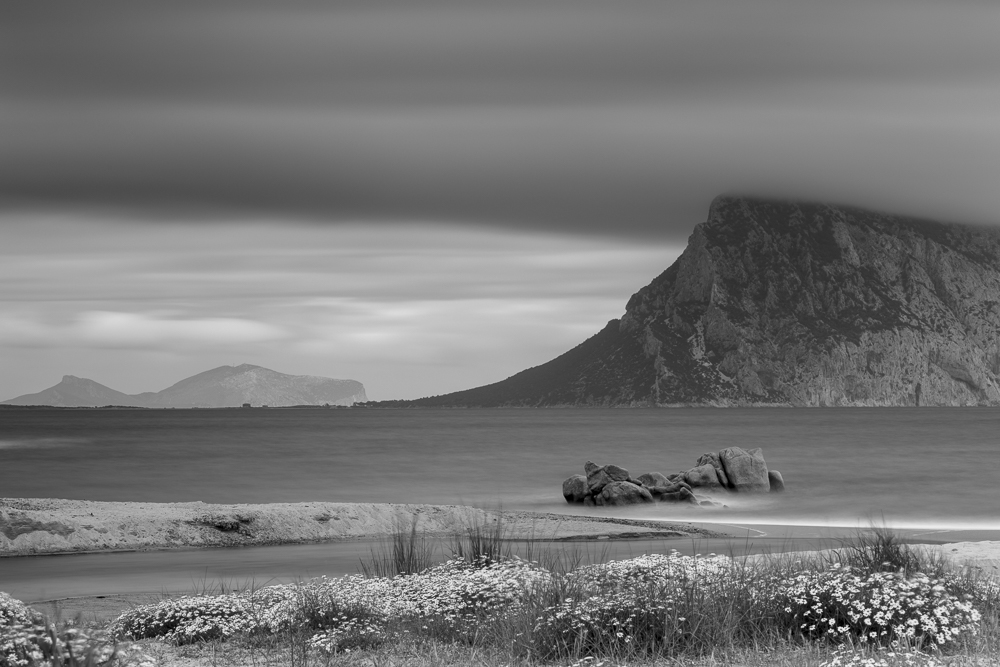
[376,196,1000,407]
[3,364,367,408]
[3,375,137,408]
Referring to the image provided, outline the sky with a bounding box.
[2,0,1000,400]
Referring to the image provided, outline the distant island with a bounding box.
[2,364,367,408]
[368,196,1000,407]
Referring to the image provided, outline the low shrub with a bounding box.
[778,563,981,649]
[1,593,141,667]
[102,532,1000,665]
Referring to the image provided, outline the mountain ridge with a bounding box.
[2,364,367,408]
[371,196,1000,407]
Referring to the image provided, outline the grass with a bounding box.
[5,523,1000,666]
[359,515,438,579]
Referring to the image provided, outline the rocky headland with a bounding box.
[563,446,782,508]
[372,196,1000,406]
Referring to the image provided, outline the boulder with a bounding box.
[596,481,654,506]
[768,470,785,493]
[683,464,724,490]
[562,475,588,503]
[648,480,688,496]
[584,460,601,476]
[650,482,695,503]
[586,464,631,495]
[719,447,770,493]
[636,472,669,488]
[696,452,731,488]
[696,452,723,470]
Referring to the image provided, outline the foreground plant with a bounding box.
[1,592,148,667]
[102,540,999,665]
[779,563,981,649]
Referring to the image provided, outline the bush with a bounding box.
[778,563,981,649]
[106,531,1000,664]
[1,592,136,667]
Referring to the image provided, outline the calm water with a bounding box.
[2,407,998,529]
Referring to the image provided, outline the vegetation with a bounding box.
[4,524,1000,666]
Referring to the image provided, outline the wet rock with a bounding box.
[596,481,654,506]
[586,464,631,495]
[562,475,588,503]
[683,464,725,490]
[768,470,785,493]
[719,447,770,493]
[696,452,730,488]
[636,472,669,488]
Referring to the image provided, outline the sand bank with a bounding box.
[0,498,722,556]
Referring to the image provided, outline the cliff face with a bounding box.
[388,196,1000,407]
[621,196,1000,406]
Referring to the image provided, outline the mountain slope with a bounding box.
[144,364,367,408]
[3,364,367,408]
[374,196,1000,407]
[377,319,656,407]
[2,376,137,407]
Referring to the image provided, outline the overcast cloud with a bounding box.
[2,0,999,398]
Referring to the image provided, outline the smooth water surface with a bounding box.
[2,407,998,528]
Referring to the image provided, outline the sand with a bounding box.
[0,497,721,556]
[8,498,1000,628]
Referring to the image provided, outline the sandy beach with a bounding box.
[0,497,723,557]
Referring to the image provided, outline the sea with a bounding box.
[2,407,999,601]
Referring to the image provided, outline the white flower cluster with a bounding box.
[534,552,727,651]
[104,551,993,660]
[1,593,130,667]
[0,593,37,631]
[820,645,944,667]
[111,556,548,653]
[569,551,731,591]
[779,563,981,648]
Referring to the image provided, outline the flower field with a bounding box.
[4,532,1000,666]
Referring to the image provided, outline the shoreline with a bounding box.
[0,498,726,557]
[6,498,1000,624]
[6,497,1000,558]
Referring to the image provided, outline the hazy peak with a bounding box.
[4,365,366,408]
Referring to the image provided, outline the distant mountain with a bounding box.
[372,196,1000,407]
[4,375,138,408]
[3,364,367,408]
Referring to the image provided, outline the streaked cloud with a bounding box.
[3,0,999,399]
[76,312,289,348]
[0,213,680,398]
[2,0,999,238]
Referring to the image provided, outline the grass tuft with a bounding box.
[359,514,437,578]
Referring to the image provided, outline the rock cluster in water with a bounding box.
[562,446,784,507]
